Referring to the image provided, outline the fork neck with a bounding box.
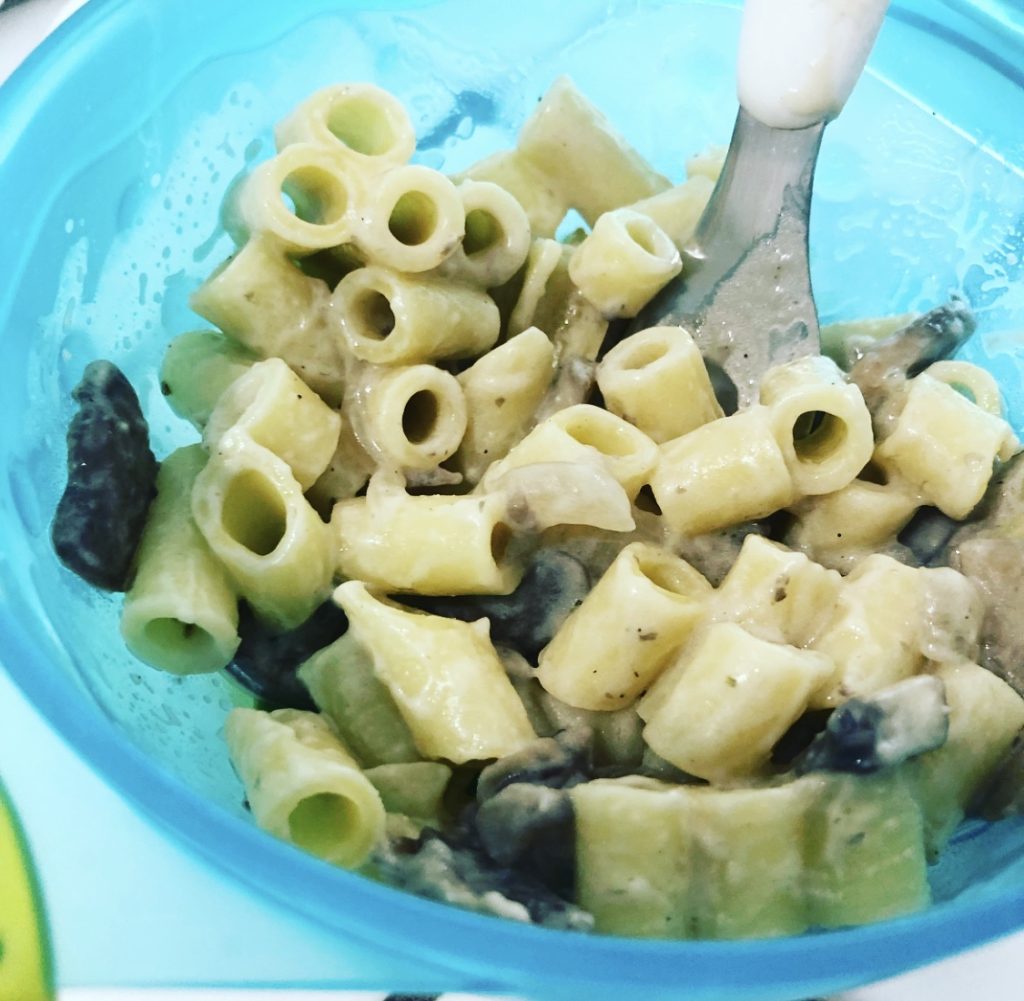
[691,108,825,259]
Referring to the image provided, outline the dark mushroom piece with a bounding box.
[397,549,591,661]
[795,675,949,775]
[226,599,348,710]
[843,299,976,435]
[52,360,158,591]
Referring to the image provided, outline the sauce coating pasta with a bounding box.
[52,78,1024,940]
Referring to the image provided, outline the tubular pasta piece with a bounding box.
[875,371,1020,518]
[352,363,467,471]
[569,209,682,319]
[786,466,922,572]
[649,407,796,536]
[629,175,715,250]
[536,542,711,710]
[639,622,834,782]
[298,631,420,766]
[352,164,465,273]
[439,179,532,288]
[709,534,843,648]
[121,445,240,675]
[909,660,1024,858]
[204,357,341,490]
[275,82,416,174]
[482,404,658,500]
[494,461,635,533]
[454,147,567,238]
[809,554,923,707]
[160,330,258,430]
[191,433,333,630]
[334,581,536,763]
[455,326,556,484]
[596,325,723,443]
[331,264,500,365]
[517,76,670,226]
[332,475,519,595]
[759,355,874,497]
[230,143,361,255]
[190,235,345,404]
[225,707,385,868]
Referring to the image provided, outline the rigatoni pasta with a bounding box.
[596,325,724,442]
[536,542,710,710]
[121,445,240,675]
[332,264,500,364]
[52,76,1024,946]
[191,433,333,630]
[332,473,518,595]
[274,82,416,173]
[224,707,386,868]
[335,581,536,763]
[203,357,341,490]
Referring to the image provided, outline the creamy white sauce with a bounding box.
[738,0,889,130]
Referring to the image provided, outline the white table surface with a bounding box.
[3,1,1024,998]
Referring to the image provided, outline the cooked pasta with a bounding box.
[54,76,1024,946]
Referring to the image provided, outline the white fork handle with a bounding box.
[738,0,890,130]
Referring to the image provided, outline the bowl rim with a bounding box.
[2,0,1024,995]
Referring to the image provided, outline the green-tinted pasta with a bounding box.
[364,761,453,821]
[160,330,257,430]
[298,632,421,767]
[334,581,537,763]
[204,357,341,491]
[225,707,386,869]
[190,235,345,404]
[190,433,333,630]
[573,772,930,939]
[121,445,240,675]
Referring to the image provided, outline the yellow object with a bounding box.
[0,782,53,1000]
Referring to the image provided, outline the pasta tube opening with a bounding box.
[440,181,532,288]
[354,363,468,469]
[633,548,702,598]
[275,83,415,172]
[388,190,439,246]
[354,165,465,272]
[491,521,513,563]
[236,146,358,254]
[142,617,226,666]
[619,339,668,370]
[761,357,874,497]
[327,93,405,157]
[924,360,1003,416]
[222,469,288,556]
[352,288,396,340]
[282,164,350,227]
[624,215,661,255]
[288,792,361,857]
[402,389,439,443]
[464,208,503,256]
[789,409,849,465]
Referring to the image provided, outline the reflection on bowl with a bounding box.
[1,1,1024,999]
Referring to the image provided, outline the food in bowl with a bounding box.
[51,76,1024,939]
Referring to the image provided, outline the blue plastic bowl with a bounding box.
[2,1,1024,998]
